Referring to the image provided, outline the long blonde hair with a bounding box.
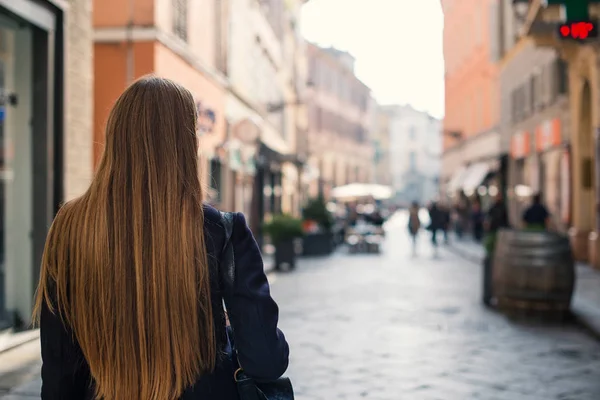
[33,76,215,399]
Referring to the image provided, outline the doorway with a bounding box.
[579,80,594,232]
[0,0,60,327]
[0,13,34,326]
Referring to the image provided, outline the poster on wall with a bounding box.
[560,147,570,225]
[529,155,540,194]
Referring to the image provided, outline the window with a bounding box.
[209,158,222,201]
[409,126,416,140]
[409,152,416,171]
[557,59,568,95]
[173,0,188,41]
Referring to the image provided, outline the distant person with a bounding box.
[522,193,551,230]
[428,202,443,253]
[485,192,510,238]
[441,204,451,244]
[456,201,469,239]
[408,202,421,255]
[471,200,485,242]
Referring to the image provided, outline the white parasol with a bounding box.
[331,183,393,200]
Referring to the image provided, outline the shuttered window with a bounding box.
[173,0,188,42]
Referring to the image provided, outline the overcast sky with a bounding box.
[301,0,445,118]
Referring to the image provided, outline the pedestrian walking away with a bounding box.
[427,202,443,256]
[522,193,552,231]
[407,202,421,256]
[32,76,290,400]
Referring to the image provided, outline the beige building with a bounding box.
[370,103,393,187]
[0,0,94,327]
[226,0,308,237]
[519,1,600,266]
[306,43,373,200]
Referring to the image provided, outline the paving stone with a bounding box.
[269,213,600,400]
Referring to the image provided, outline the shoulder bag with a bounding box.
[219,212,295,400]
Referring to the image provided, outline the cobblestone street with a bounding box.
[3,213,600,399]
[270,213,600,400]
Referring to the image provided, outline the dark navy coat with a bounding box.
[39,205,289,399]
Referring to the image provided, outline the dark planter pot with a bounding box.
[274,240,297,270]
[482,255,493,306]
[302,232,334,256]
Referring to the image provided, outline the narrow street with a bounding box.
[271,212,600,400]
[2,212,600,399]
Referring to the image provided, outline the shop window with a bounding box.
[582,158,593,189]
[210,158,222,201]
[173,0,188,42]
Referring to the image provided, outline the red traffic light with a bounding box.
[558,21,598,40]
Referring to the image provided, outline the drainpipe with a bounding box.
[126,0,135,84]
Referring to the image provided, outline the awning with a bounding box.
[461,163,491,194]
[446,166,469,193]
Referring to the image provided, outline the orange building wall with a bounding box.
[442,0,499,151]
[93,0,154,27]
[154,43,226,149]
[93,42,156,167]
[94,40,226,169]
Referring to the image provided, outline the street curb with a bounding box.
[444,244,482,265]
[0,330,40,356]
[447,243,600,341]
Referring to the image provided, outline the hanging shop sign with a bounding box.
[232,117,261,144]
[535,118,562,152]
[510,131,530,159]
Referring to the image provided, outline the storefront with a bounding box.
[508,130,531,224]
[534,118,570,231]
[0,0,67,328]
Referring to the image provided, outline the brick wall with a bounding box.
[63,0,94,200]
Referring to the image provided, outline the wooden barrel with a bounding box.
[492,229,575,318]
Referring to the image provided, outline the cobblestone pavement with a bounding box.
[3,212,600,399]
[270,212,600,400]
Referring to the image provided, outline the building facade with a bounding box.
[519,0,600,266]
[306,43,373,200]
[0,0,94,327]
[498,0,571,231]
[369,103,393,187]
[441,0,504,210]
[385,105,441,206]
[226,0,307,239]
[93,0,228,207]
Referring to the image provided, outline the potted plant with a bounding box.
[301,197,336,256]
[263,214,304,270]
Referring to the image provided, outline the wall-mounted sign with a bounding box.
[510,131,530,159]
[232,117,261,144]
[535,118,561,152]
[196,101,216,134]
